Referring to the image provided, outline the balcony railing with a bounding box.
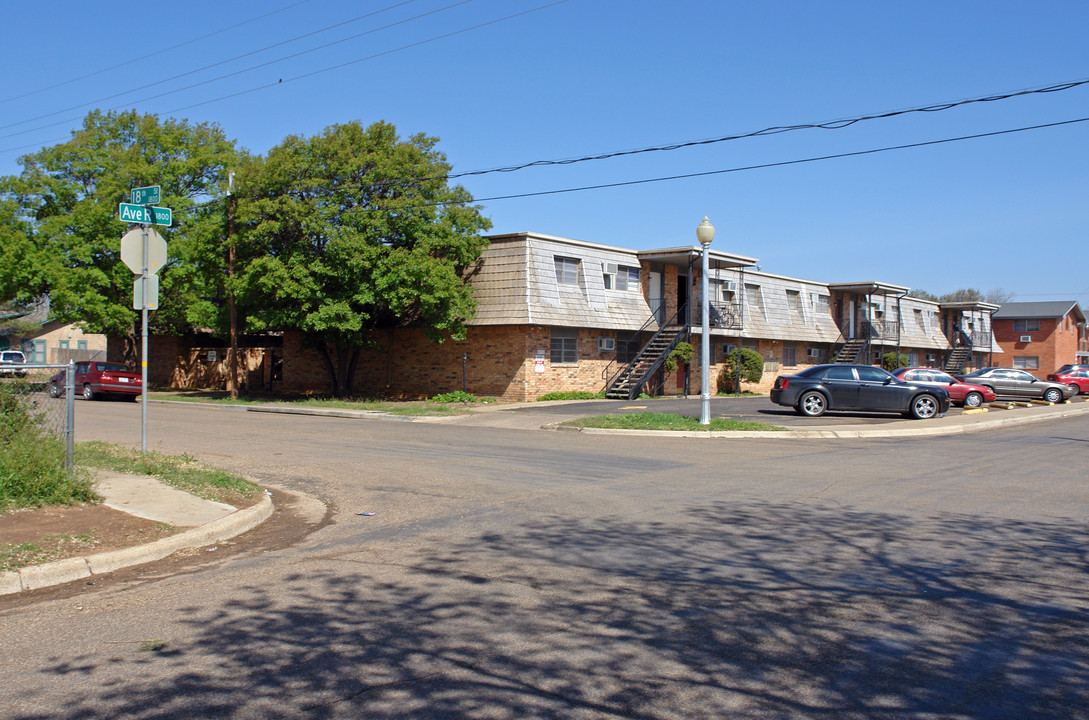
[858,320,899,339]
[693,301,742,330]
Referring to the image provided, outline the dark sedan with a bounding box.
[770,364,950,419]
[955,367,1075,403]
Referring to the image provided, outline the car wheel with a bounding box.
[910,394,940,419]
[1044,387,1063,403]
[82,383,95,401]
[1068,384,1080,396]
[797,391,827,417]
[963,391,983,408]
[48,381,61,398]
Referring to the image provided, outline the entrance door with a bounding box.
[649,271,663,323]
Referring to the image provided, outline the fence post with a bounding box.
[65,359,75,472]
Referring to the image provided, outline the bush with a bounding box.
[428,391,493,404]
[0,382,96,511]
[882,352,909,371]
[718,348,764,393]
[662,342,694,374]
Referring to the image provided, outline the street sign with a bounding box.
[119,203,172,226]
[120,228,168,274]
[133,275,159,310]
[131,185,161,205]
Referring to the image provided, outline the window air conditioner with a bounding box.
[1019,335,1032,343]
[598,337,615,352]
[604,262,618,275]
[723,280,736,292]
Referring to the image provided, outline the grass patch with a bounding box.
[536,391,606,401]
[148,391,483,416]
[1,534,101,572]
[76,442,260,505]
[561,412,785,432]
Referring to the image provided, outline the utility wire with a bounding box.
[0,0,461,136]
[428,117,1089,206]
[0,0,317,106]
[446,78,1089,179]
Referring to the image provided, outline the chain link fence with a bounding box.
[1,362,74,470]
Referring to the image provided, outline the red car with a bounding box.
[48,361,142,401]
[1046,369,1089,395]
[891,367,997,408]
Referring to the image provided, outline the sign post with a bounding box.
[119,189,172,452]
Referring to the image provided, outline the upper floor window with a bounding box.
[786,290,803,322]
[554,256,580,285]
[745,284,764,316]
[1013,319,1040,332]
[813,294,830,315]
[914,309,926,333]
[613,265,640,291]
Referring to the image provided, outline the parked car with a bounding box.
[770,364,950,419]
[1046,369,1089,395]
[48,361,142,400]
[0,349,28,377]
[1053,363,1089,375]
[955,367,1075,403]
[891,367,997,407]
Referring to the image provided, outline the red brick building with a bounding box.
[990,301,1086,378]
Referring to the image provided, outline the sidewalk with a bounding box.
[1,472,273,596]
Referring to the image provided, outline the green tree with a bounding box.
[718,347,764,393]
[882,352,909,371]
[236,121,491,397]
[0,110,240,361]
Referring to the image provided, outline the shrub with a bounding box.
[882,352,909,371]
[428,391,492,404]
[718,348,764,393]
[663,341,694,373]
[0,382,96,511]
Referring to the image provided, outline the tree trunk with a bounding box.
[319,341,361,398]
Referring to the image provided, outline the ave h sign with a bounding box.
[119,203,172,226]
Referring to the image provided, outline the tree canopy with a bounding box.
[907,287,1013,304]
[235,120,491,396]
[0,110,240,357]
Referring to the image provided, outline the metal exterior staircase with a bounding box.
[605,324,688,400]
[942,328,973,374]
[832,337,867,364]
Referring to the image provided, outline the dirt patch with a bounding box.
[0,504,179,571]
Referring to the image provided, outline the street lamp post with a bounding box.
[696,217,715,425]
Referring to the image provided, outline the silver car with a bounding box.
[956,367,1075,403]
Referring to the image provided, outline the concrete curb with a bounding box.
[548,400,1089,439]
[1,492,274,596]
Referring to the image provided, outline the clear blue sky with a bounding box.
[2,1,1087,304]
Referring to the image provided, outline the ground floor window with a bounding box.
[29,340,46,363]
[1013,356,1039,369]
[550,328,578,364]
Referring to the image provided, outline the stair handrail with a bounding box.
[606,307,685,395]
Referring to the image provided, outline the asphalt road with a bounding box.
[2,400,1087,719]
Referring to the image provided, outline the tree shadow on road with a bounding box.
[18,501,1089,719]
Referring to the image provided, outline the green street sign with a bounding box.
[131,185,161,205]
[119,203,172,226]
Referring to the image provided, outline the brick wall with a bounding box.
[992,313,1081,377]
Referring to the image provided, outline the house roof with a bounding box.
[992,301,1085,323]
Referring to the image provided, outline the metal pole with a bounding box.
[141,222,149,453]
[65,359,75,472]
[700,242,711,424]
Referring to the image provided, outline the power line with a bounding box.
[0,0,317,106]
[0,0,460,137]
[437,116,1089,205]
[446,78,1089,180]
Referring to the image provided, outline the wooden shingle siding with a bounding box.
[739,272,840,344]
[469,233,653,331]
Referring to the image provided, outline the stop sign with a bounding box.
[120,228,168,275]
